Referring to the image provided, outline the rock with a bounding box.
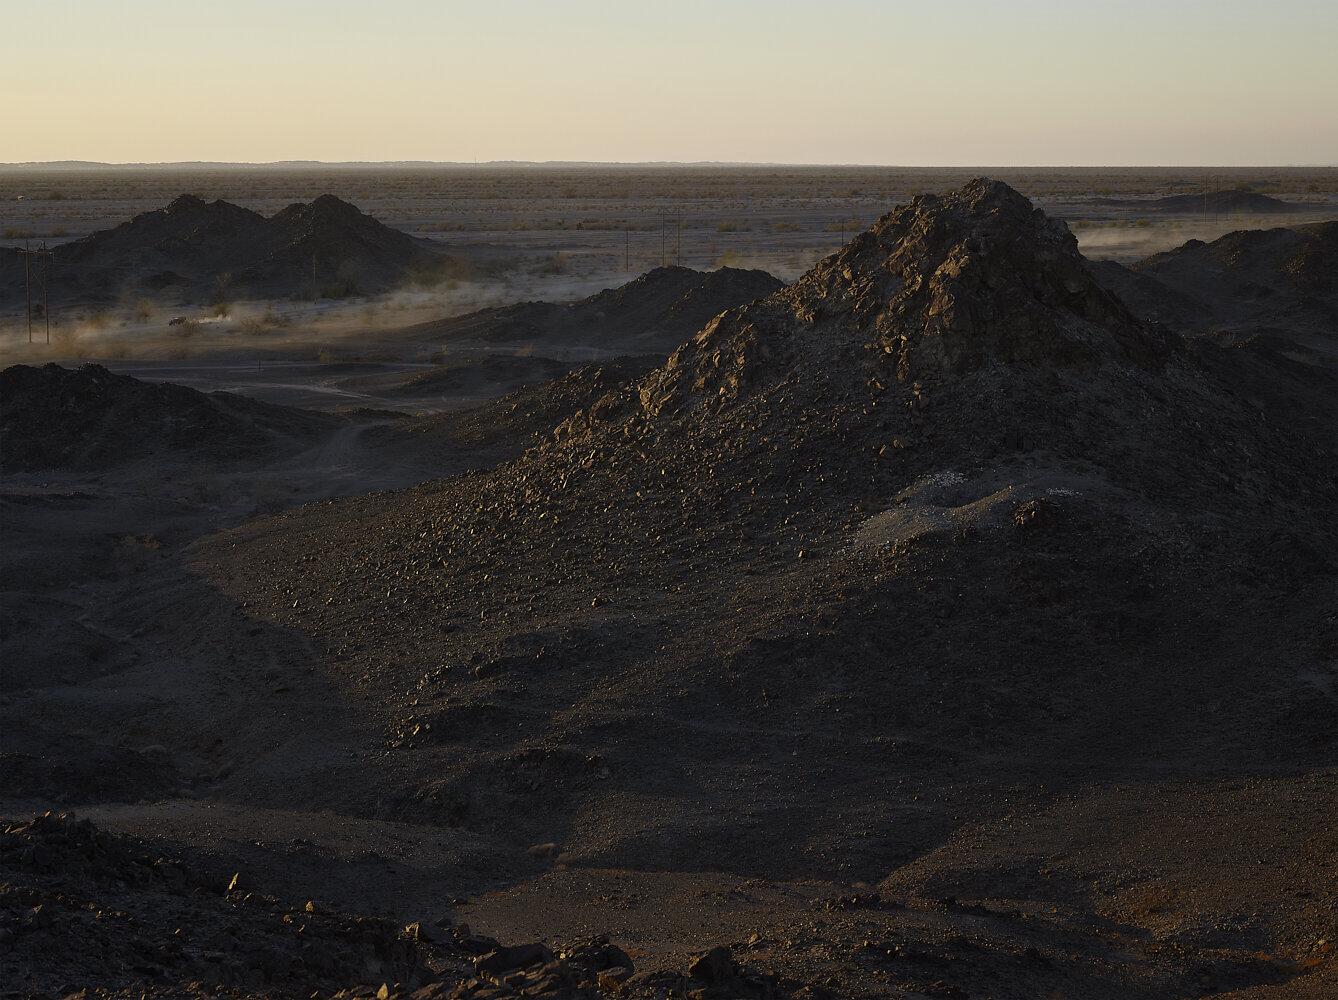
[688,945,737,984]
[457,932,503,955]
[406,921,448,945]
[475,942,554,979]
[598,965,633,988]
[28,904,57,929]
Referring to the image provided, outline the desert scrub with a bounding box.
[535,252,570,275]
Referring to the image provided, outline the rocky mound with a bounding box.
[410,265,784,354]
[56,194,270,270]
[0,194,451,310]
[235,193,449,297]
[0,363,338,472]
[189,180,1337,993]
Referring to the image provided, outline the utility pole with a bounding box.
[20,241,53,345]
[24,240,30,344]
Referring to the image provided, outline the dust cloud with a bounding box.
[0,269,625,366]
[1071,213,1309,261]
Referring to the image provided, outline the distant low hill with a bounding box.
[1090,190,1305,214]
[408,264,784,354]
[0,194,455,311]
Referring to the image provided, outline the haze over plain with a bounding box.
[4,0,1336,166]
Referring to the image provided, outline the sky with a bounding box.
[3,0,1335,166]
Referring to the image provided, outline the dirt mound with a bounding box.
[0,194,451,310]
[61,193,268,261]
[0,362,338,472]
[410,265,783,354]
[236,193,449,297]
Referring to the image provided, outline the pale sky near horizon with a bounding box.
[4,0,1335,166]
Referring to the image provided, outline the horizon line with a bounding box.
[3,160,1336,170]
